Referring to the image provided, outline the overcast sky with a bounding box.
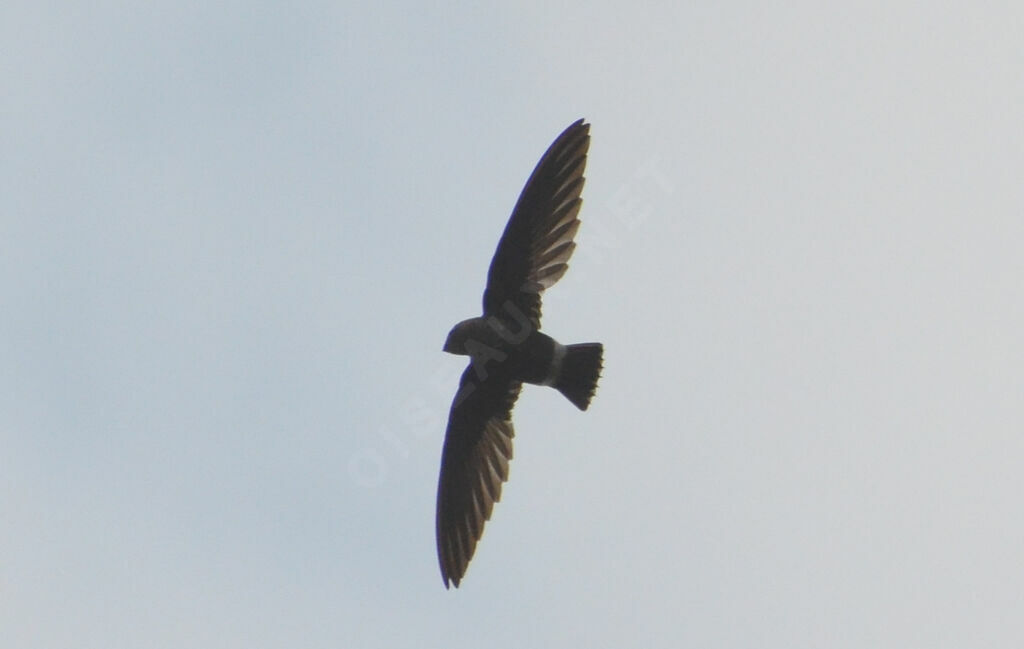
[3,2,1023,648]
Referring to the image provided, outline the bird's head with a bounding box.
[443,318,482,356]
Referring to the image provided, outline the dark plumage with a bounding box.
[436,119,604,588]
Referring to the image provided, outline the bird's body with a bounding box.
[445,316,559,384]
[436,119,603,588]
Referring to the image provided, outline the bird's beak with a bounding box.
[443,337,460,355]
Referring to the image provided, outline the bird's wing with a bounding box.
[482,119,590,328]
[436,365,522,588]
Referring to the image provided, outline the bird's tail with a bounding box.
[554,343,603,411]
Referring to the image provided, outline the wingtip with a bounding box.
[561,118,589,138]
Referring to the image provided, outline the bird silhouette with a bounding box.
[436,119,603,588]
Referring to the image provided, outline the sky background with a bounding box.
[3,2,1023,647]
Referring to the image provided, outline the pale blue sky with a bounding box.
[3,2,1023,647]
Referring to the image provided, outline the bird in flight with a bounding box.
[436,119,604,588]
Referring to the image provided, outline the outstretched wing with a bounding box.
[482,119,590,328]
[436,365,522,588]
